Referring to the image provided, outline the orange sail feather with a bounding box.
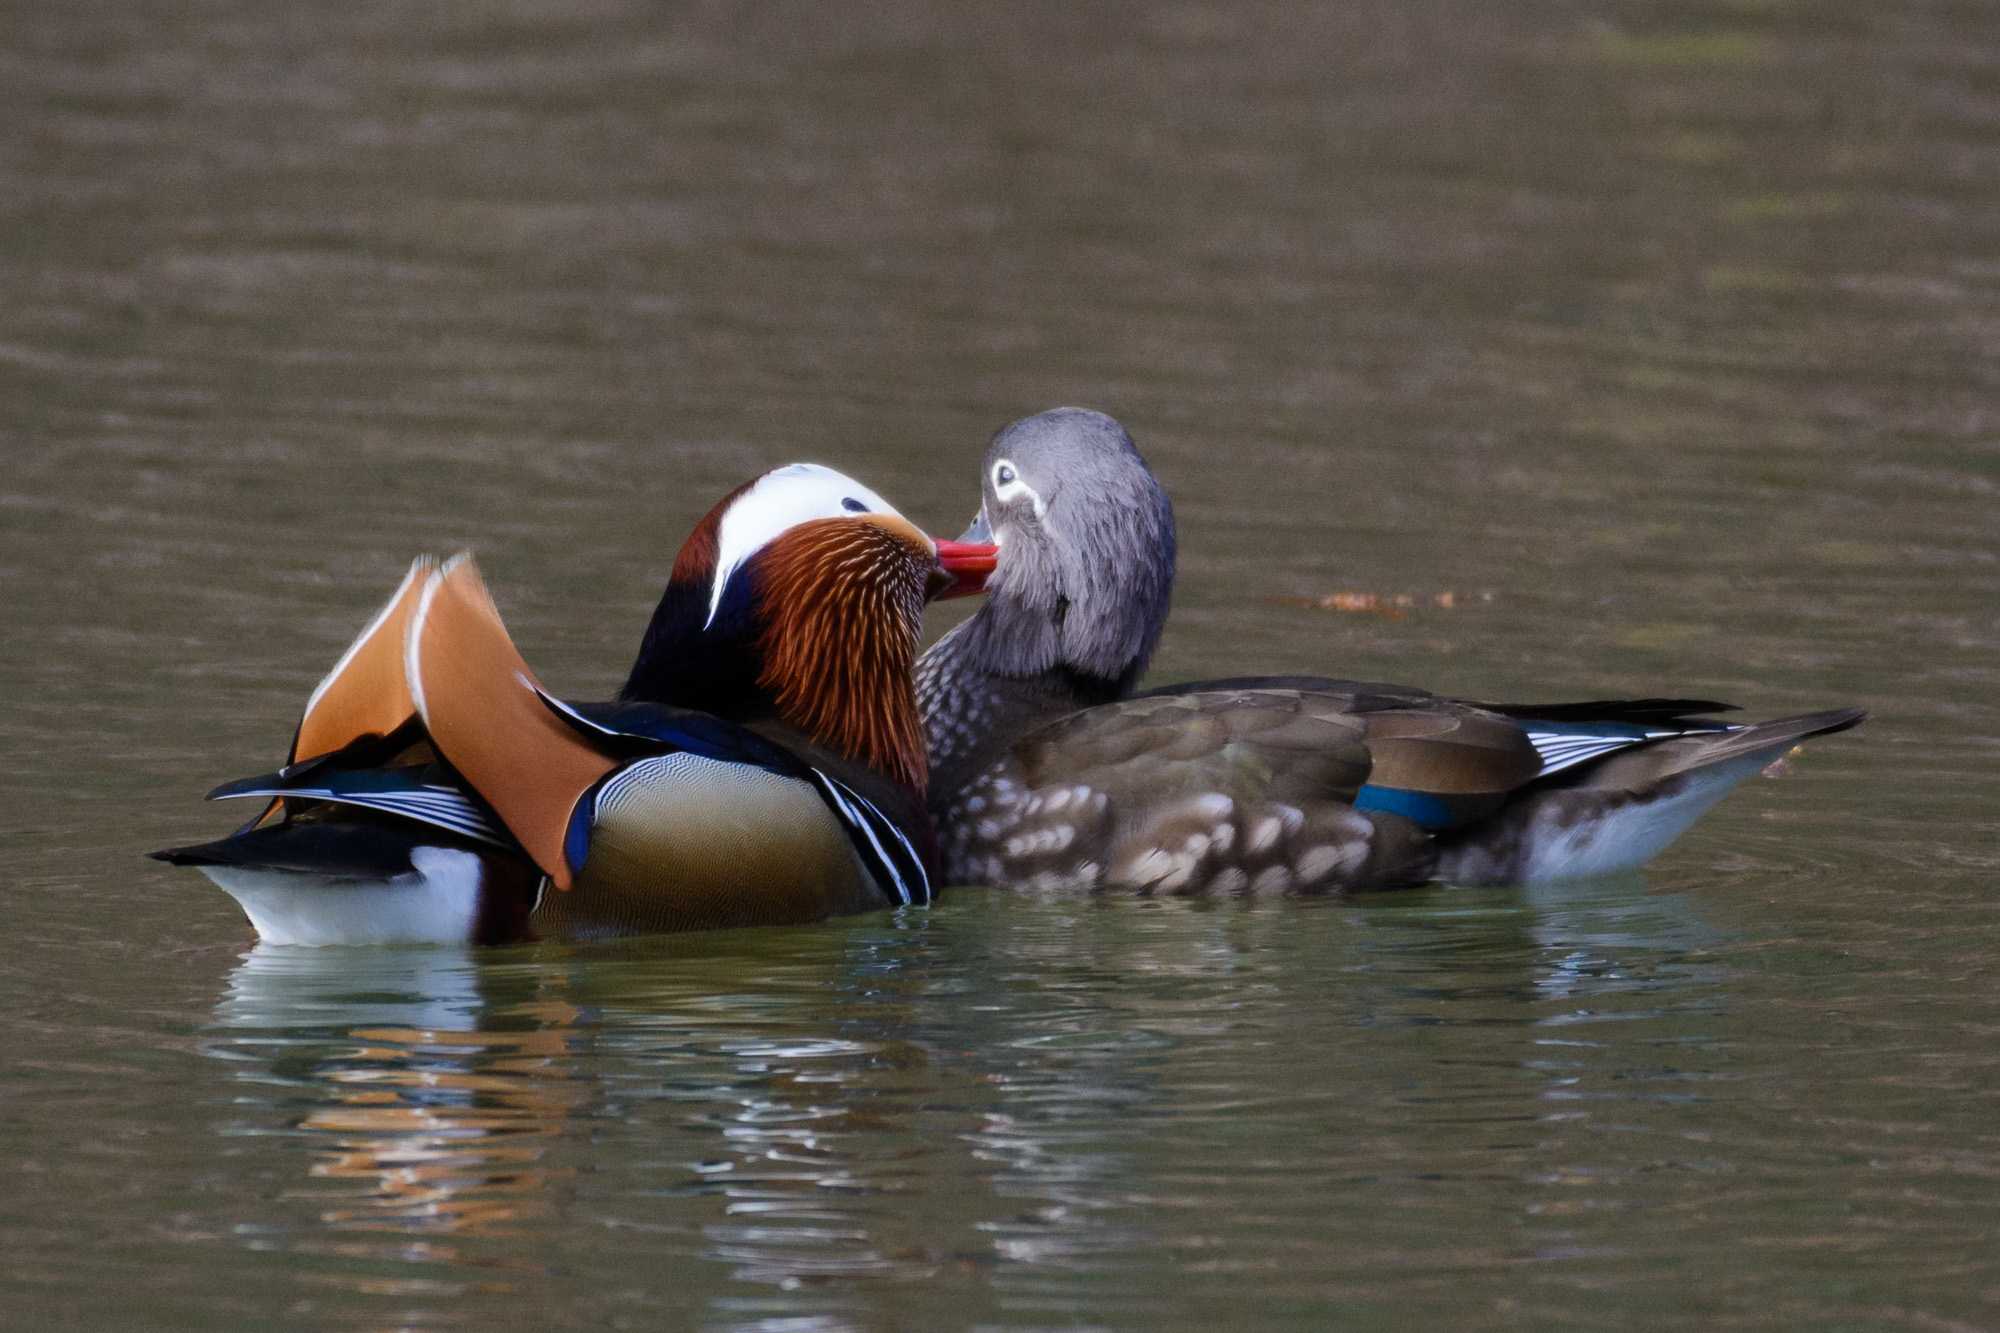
[405,556,616,890]
[291,556,434,764]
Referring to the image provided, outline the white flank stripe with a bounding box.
[816,774,913,906]
[878,818,928,906]
[820,773,928,906]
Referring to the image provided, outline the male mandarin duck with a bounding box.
[914,408,1864,894]
[153,464,998,945]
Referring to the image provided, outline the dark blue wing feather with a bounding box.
[537,691,816,778]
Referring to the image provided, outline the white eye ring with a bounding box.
[992,458,1041,516]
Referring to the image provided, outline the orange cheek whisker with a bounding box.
[751,521,929,794]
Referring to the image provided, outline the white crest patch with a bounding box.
[706,463,906,627]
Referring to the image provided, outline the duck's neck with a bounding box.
[917,502,1173,802]
[621,578,765,717]
[621,484,758,714]
[625,584,929,796]
[916,614,1133,804]
[751,524,931,796]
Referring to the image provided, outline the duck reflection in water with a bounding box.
[210,945,586,1253]
[200,884,1730,1318]
[202,931,1014,1317]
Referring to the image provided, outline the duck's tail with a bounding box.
[152,554,614,943]
[1437,707,1866,884]
[151,817,538,946]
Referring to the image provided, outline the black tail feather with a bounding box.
[1484,698,1741,725]
[150,821,431,879]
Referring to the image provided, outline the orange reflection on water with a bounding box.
[287,1001,586,1238]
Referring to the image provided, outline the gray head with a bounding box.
[954,407,1176,689]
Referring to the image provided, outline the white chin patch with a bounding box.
[706,463,903,627]
[203,846,483,946]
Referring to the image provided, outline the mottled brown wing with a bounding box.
[1358,705,1545,823]
[1014,690,1374,803]
[940,688,1433,894]
[407,555,616,889]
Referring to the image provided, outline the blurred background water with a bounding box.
[3,1,1997,1328]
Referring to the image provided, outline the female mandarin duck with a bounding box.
[153,464,998,944]
[914,408,1865,894]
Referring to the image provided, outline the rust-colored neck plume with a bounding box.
[753,517,932,794]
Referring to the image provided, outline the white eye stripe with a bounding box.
[707,463,904,627]
[990,457,1045,517]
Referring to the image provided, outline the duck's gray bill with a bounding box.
[956,509,994,544]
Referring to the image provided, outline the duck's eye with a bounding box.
[991,458,1042,514]
[841,497,869,513]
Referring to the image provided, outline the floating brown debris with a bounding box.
[1267,590,1495,619]
[1760,745,1807,779]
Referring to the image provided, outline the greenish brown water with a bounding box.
[5,1,1998,1328]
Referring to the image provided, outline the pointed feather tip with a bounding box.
[397,550,607,892]
[436,551,503,622]
[402,554,488,730]
[1750,705,1868,741]
[405,553,512,731]
[299,554,439,721]
[1755,708,1867,778]
[206,770,287,801]
[290,553,451,767]
[148,838,243,867]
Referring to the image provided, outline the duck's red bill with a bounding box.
[933,538,999,599]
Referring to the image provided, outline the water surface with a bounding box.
[4,1,1998,1328]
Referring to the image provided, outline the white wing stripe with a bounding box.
[534,687,628,739]
[875,812,926,901]
[828,781,910,905]
[815,779,891,901]
[1524,725,1718,777]
[812,772,926,906]
[213,784,509,845]
[841,776,929,906]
